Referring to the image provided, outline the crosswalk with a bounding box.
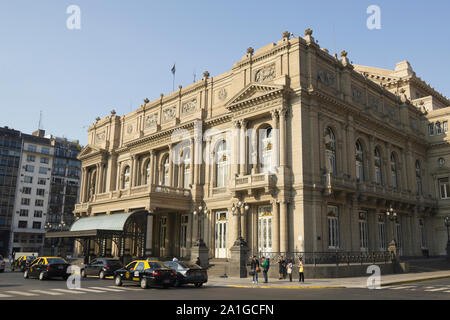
[0,285,143,299]
[383,284,450,293]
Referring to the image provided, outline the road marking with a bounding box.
[425,287,449,292]
[73,288,106,293]
[51,288,86,294]
[89,286,124,292]
[389,286,417,290]
[0,294,13,298]
[5,291,38,297]
[29,290,63,296]
[108,285,141,291]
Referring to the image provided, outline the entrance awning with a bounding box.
[45,212,133,238]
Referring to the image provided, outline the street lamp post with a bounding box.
[193,204,208,246]
[386,205,399,263]
[231,201,250,246]
[190,203,209,269]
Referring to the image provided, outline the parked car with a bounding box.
[11,255,37,272]
[114,260,176,289]
[23,257,71,281]
[164,261,208,287]
[0,255,5,272]
[81,258,123,279]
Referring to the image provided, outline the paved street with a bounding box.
[1,270,450,300]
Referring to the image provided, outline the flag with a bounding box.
[171,64,176,75]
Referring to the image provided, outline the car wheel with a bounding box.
[114,275,122,286]
[99,271,105,279]
[39,271,46,281]
[81,269,86,278]
[23,270,29,279]
[140,278,148,289]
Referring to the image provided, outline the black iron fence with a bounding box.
[256,251,392,266]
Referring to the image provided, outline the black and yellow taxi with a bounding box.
[11,255,37,272]
[114,260,177,289]
[24,257,71,281]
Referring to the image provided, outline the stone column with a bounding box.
[368,136,375,183]
[168,145,174,187]
[190,138,195,186]
[94,163,101,195]
[272,200,280,252]
[204,137,211,197]
[280,200,288,253]
[270,110,279,171]
[347,115,356,179]
[279,108,287,168]
[233,120,240,176]
[239,119,248,175]
[385,143,392,187]
[80,167,87,202]
[149,150,155,185]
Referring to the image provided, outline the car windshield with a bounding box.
[46,258,66,264]
[26,256,36,261]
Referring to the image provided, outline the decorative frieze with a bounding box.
[95,131,105,144]
[352,86,365,104]
[368,95,381,112]
[255,63,275,83]
[181,99,197,115]
[218,88,228,101]
[317,69,336,88]
[162,106,177,123]
[145,113,158,129]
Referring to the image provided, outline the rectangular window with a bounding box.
[35,199,44,207]
[40,157,49,164]
[18,221,27,229]
[359,212,369,251]
[34,210,43,218]
[39,167,48,174]
[22,187,32,194]
[41,147,50,155]
[428,123,434,136]
[24,176,33,183]
[180,215,188,248]
[21,198,30,206]
[27,145,37,152]
[27,155,36,162]
[436,122,442,135]
[37,178,46,185]
[19,209,29,217]
[25,165,34,172]
[327,206,339,249]
[439,178,450,199]
[32,222,42,229]
[444,121,448,133]
[36,188,45,197]
[419,220,426,249]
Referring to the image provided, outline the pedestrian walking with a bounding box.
[278,256,284,280]
[298,257,305,283]
[282,258,287,279]
[250,256,260,284]
[8,254,11,266]
[287,259,293,282]
[195,257,201,266]
[262,257,270,283]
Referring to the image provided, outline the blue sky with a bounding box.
[1,0,449,145]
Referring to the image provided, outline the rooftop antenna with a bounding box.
[193,69,196,83]
[332,23,337,56]
[38,110,43,130]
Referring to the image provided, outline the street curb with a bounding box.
[381,274,450,287]
[225,285,345,289]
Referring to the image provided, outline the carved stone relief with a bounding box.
[317,69,336,88]
[163,106,177,123]
[255,64,275,83]
[181,99,197,115]
[145,113,158,128]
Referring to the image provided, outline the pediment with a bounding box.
[225,83,285,111]
[78,145,105,160]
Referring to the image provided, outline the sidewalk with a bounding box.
[206,270,450,289]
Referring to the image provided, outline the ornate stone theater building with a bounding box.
[64,29,450,265]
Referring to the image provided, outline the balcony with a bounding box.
[230,172,277,194]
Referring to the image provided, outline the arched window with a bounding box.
[144,160,151,185]
[216,140,228,188]
[374,147,382,185]
[391,153,398,188]
[260,127,273,173]
[325,128,337,175]
[416,160,422,195]
[162,155,170,186]
[355,140,364,182]
[123,166,130,189]
[183,149,191,189]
